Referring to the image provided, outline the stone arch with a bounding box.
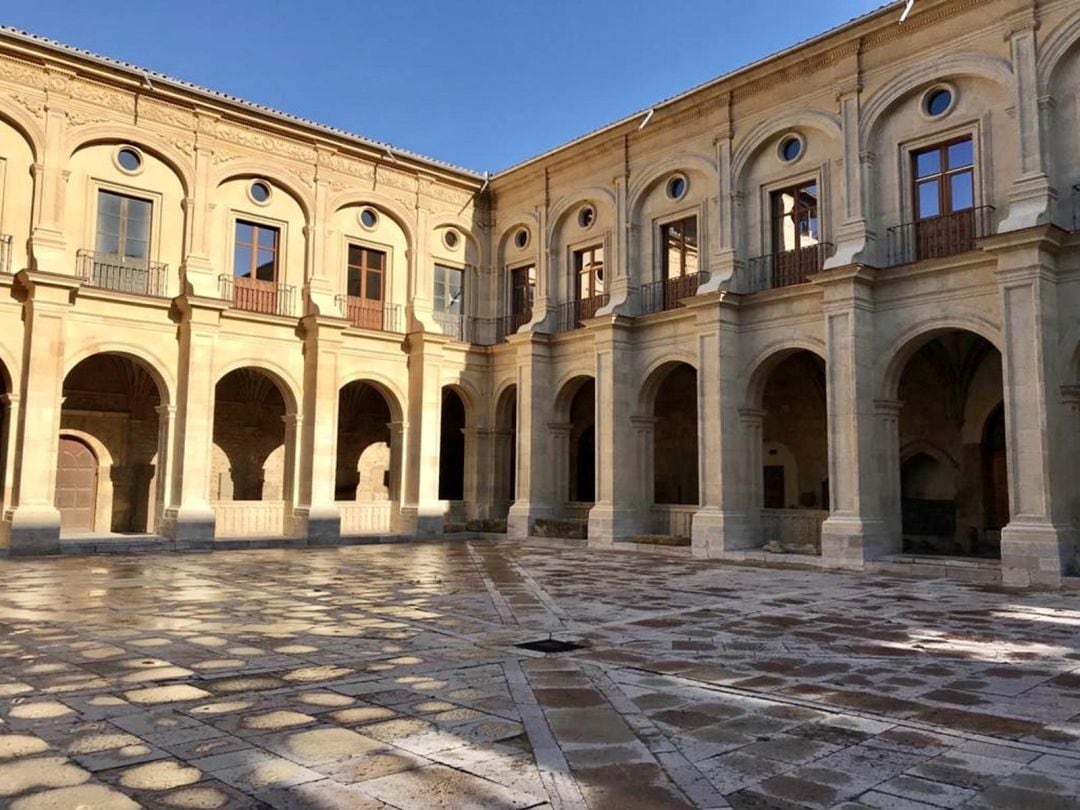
[637,357,698,414]
[440,379,480,426]
[493,383,518,514]
[547,186,617,245]
[496,213,540,256]
[338,373,405,423]
[1037,11,1080,87]
[64,344,173,407]
[627,152,718,216]
[554,373,596,422]
[731,109,843,183]
[860,53,1013,143]
[215,359,300,416]
[438,385,468,503]
[67,128,195,196]
[879,317,1003,401]
[60,354,164,534]
[328,193,417,252]
[743,339,827,409]
[0,106,46,162]
[336,379,401,531]
[213,163,314,223]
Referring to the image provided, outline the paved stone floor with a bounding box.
[1,540,1080,809]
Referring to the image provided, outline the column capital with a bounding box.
[155,403,177,418]
[738,408,766,427]
[873,398,903,417]
[1,392,21,408]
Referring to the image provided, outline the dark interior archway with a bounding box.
[439,388,466,501]
[213,368,287,502]
[568,379,595,503]
[896,331,1005,557]
[59,353,163,534]
[652,363,698,505]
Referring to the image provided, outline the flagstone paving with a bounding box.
[1,538,1079,809]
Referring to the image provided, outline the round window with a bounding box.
[514,228,529,249]
[925,87,953,117]
[578,205,596,229]
[443,229,460,249]
[666,175,687,200]
[359,207,379,229]
[116,147,142,173]
[249,180,271,204]
[779,136,803,163]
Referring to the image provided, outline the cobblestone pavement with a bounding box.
[2,540,1080,809]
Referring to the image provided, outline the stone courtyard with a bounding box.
[1,540,1079,809]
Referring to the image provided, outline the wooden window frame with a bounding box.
[573,244,605,302]
[660,215,698,280]
[346,243,386,302]
[234,219,280,282]
[911,135,975,221]
[510,263,536,316]
[433,263,466,314]
[770,180,820,255]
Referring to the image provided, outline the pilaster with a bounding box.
[507,332,556,536]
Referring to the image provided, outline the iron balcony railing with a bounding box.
[509,307,532,333]
[219,275,295,317]
[77,249,169,297]
[744,242,834,294]
[433,310,464,341]
[556,293,608,332]
[639,270,710,315]
[886,205,995,266]
[0,234,12,274]
[335,295,403,333]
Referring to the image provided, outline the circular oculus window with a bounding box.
[578,205,596,229]
[924,87,953,117]
[116,146,143,173]
[779,135,803,163]
[666,174,688,200]
[249,180,272,204]
[359,207,379,229]
[514,228,529,249]
[443,229,460,250]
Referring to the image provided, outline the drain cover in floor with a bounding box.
[514,638,583,654]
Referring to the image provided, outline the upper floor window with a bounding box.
[511,264,536,315]
[771,181,820,255]
[434,264,464,314]
[347,244,384,302]
[914,137,973,220]
[96,190,151,263]
[574,244,604,301]
[234,221,279,282]
[661,216,698,279]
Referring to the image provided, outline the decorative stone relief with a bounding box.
[140,99,196,130]
[214,121,315,163]
[70,79,134,113]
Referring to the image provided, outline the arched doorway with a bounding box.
[493,385,517,519]
[59,353,165,535]
[567,379,596,504]
[337,381,401,534]
[755,350,828,553]
[895,330,1005,557]
[642,363,698,538]
[212,368,291,537]
[438,388,466,502]
[56,437,97,532]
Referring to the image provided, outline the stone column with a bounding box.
[739,408,766,547]
[387,420,405,532]
[827,79,876,268]
[817,266,891,567]
[400,333,445,535]
[507,333,556,537]
[701,97,736,292]
[490,428,514,516]
[160,297,226,545]
[4,272,80,554]
[874,399,904,542]
[152,404,175,535]
[294,314,346,543]
[687,294,754,556]
[28,88,70,273]
[632,416,657,532]
[463,425,489,521]
[180,117,221,297]
[986,227,1075,586]
[281,412,300,538]
[587,317,641,547]
[548,422,572,515]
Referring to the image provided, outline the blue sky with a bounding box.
[4,1,887,172]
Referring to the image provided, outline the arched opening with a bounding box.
[58,353,164,535]
[896,330,1005,557]
[212,368,290,537]
[568,380,596,503]
[757,350,828,553]
[494,386,517,518]
[438,388,466,502]
[651,364,698,505]
[336,381,400,534]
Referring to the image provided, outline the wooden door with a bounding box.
[56,437,97,532]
